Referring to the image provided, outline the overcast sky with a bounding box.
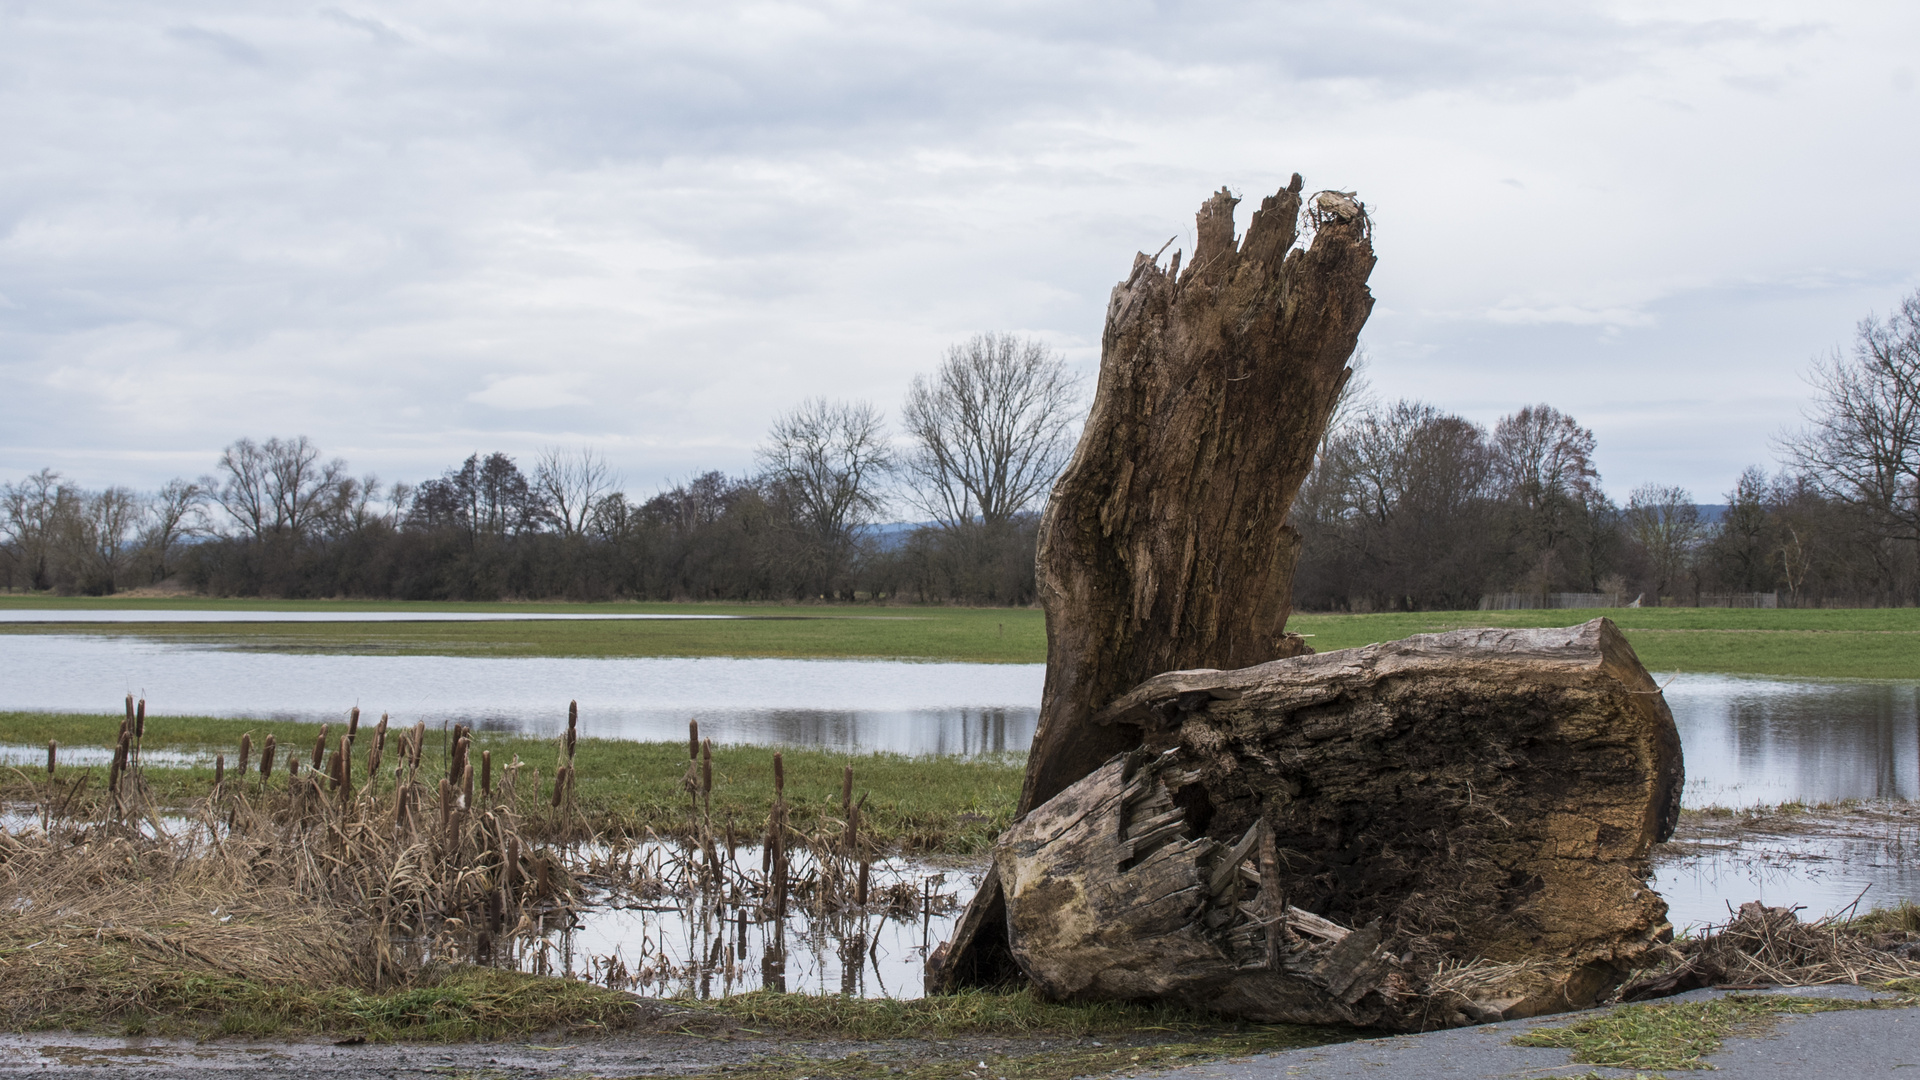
[3,0,1915,509]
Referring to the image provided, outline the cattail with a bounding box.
[347,706,360,744]
[481,750,492,797]
[135,698,145,740]
[410,721,426,768]
[125,695,135,728]
[688,719,699,763]
[701,739,713,802]
[337,734,352,796]
[109,732,131,793]
[260,735,276,782]
[366,738,383,782]
[213,753,225,789]
[393,783,410,831]
[567,700,578,761]
[549,766,566,808]
[774,752,784,798]
[505,835,520,892]
[238,733,253,780]
[460,762,474,809]
[312,724,329,770]
[288,756,300,779]
[46,740,56,777]
[438,777,453,833]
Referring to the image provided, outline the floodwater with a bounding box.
[0,610,743,623]
[0,634,1040,756]
[1665,676,1920,808]
[8,628,1920,943]
[517,846,969,999]
[1652,807,1920,931]
[6,632,1917,804]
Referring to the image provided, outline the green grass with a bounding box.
[661,991,1345,1080]
[1510,992,1913,1071]
[7,596,1920,677]
[0,711,1025,853]
[663,1030,1339,1080]
[1288,607,1920,681]
[0,596,1045,663]
[16,963,640,1041]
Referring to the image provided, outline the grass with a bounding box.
[7,595,1920,678]
[663,1030,1340,1080]
[0,711,1026,853]
[1510,992,1913,1071]
[24,965,640,1041]
[0,596,1046,664]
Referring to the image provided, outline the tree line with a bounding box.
[1295,290,1920,610]
[0,334,1080,604]
[6,291,1918,608]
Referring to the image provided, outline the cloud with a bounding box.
[0,0,1916,502]
[466,374,591,411]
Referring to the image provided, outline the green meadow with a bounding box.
[2,596,1917,679]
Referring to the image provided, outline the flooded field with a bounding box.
[6,629,1920,962]
[0,635,1040,756]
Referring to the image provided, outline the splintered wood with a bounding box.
[992,620,1683,1030]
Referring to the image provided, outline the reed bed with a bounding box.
[0,700,967,1031]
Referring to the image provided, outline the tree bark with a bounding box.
[993,619,1683,1029]
[931,176,1375,991]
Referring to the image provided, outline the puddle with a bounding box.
[1653,803,1920,931]
[520,845,969,998]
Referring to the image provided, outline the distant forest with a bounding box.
[6,294,1920,610]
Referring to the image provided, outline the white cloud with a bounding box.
[466,374,591,410]
[0,0,1916,501]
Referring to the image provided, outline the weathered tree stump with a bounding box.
[992,619,1682,1028]
[932,174,1376,989]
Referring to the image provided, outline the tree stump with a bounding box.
[993,619,1683,1028]
[931,175,1376,989]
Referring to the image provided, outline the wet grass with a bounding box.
[0,711,1025,853]
[665,1028,1342,1080]
[7,596,1917,677]
[0,597,1046,664]
[1288,608,1920,680]
[32,966,640,1041]
[1510,992,1913,1071]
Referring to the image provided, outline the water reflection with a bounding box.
[1663,676,1920,808]
[0,635,1040,757]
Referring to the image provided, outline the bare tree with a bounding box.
[900,333,1081,529]
[138,477,208,581]
[757,398,891,584]
[70,487,143,593]
[1624,483,1701,600]
[1,470,80,591]
[214,436,348,542]
[1778,289,1920,555]
[1490,404,1600,561]
[533,447,618,541]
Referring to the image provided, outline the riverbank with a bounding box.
[3,596,1917,679]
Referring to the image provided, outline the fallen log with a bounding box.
[990,619,1682,1029]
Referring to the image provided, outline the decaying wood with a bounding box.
[931,175,1375,991]
[991,620,1682,1029]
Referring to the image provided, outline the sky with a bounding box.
[2,0,1916,510]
